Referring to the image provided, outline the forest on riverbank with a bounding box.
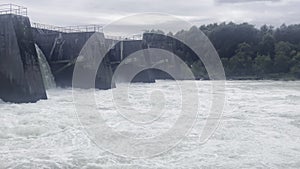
[155,22,300,80]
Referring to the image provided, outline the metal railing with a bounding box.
[32,23,143,41]
[0,4,27,16]
[32,22,103,33]
[105,34,143,41]
[31,23,65,32]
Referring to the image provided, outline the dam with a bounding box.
[0,4,198,103]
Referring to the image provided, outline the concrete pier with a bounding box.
[0,14,47,103]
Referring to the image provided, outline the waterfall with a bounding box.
[35,44,56,89]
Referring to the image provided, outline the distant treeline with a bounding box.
[150,22,300,80]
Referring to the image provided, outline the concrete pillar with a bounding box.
[0,14,47,103]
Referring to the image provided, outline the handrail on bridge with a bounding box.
[0,4,27,16]
[31,22,104,33]
[66,25,103,33]
[105,34,143,41]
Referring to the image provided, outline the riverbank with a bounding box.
[226,73,300,81]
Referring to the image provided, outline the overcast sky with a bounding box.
[4,0,300,28]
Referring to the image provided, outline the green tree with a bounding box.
[204,22,259,59]
[274,42,293,73]
[254,55,273,75]
[291,52,300,65]
[235,42,254,57]
[275,41,292,57]
[260,24,274,35]
[274,24,300,44]
[291,65,300,78]
[229,43,254,75]
[290,53,300,77]
[274,54,291,73]
[221,58,231,75]
[258,33,275,58]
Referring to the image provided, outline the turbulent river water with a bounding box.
[0,80,299,168]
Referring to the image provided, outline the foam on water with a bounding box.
[0,81,299,168]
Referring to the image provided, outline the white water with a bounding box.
[35,44,56,89]
[0,80,299,168]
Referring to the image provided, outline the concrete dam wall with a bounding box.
[0,14,47,103]
[0,14,198,103]
[106,40,155,83]
[32,29,114,89]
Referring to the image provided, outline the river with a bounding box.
[0,80,299,168]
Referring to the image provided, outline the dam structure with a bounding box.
[0,5,47,103]
[0,4,199,103]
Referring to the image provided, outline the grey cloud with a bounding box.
[215,0,280,3]
[3,0,300,29]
